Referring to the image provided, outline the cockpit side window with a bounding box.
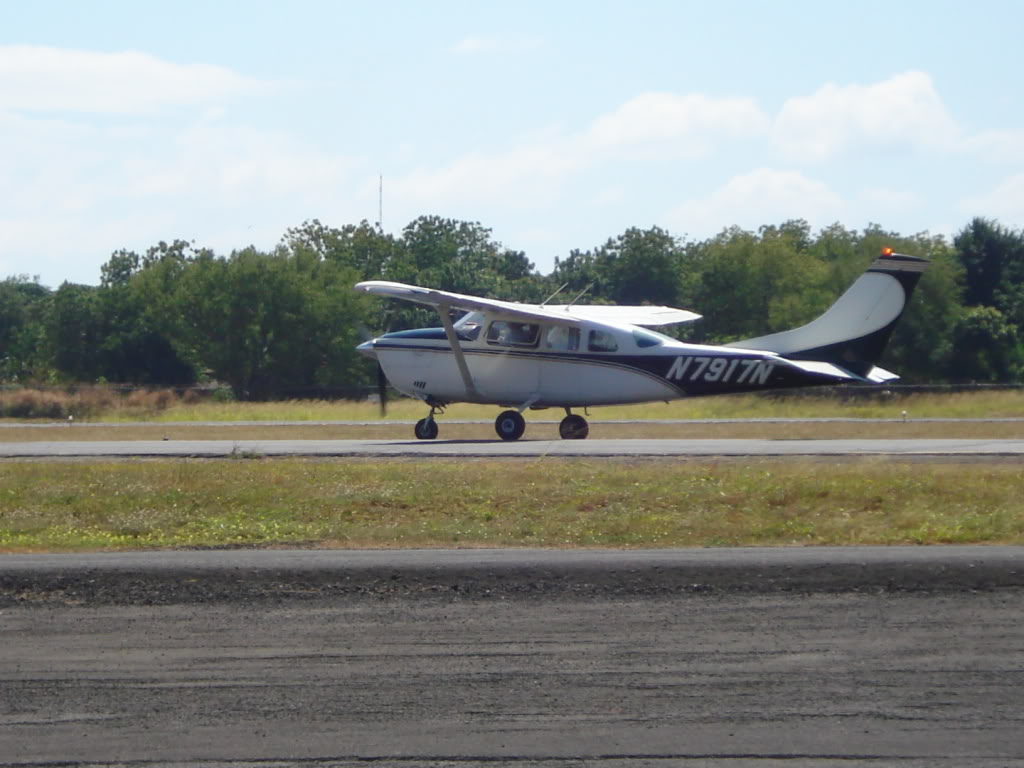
[486,321,540,347]
[587,329,619,352]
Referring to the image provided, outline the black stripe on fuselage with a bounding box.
[371,342,850,397]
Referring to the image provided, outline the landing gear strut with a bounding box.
[559,409,589,440]
[494,410,526,441]
[414,403,443,440]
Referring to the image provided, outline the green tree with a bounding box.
[950,306,1022,381]
[0,276,51,382]
[950,218,1024,380]
[283,219,399,280]
[47,282,103,381]
[879,236,964,381]
[954,217,1024,311]
[596,226,684,306]
[165,247,368,399]
[689,225,828,343]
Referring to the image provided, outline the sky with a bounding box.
[3,0,1024,287]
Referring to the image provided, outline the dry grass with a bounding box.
[127,389,1024,422]
[0,387,178,420]
[1,459,1021,552]
[3,388,1024,424]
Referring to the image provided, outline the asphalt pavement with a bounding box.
[5,437,1024,459]
[2,547,1023,766]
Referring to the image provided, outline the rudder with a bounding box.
[727,250,929,378]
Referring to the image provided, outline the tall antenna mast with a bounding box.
[378,174,383,231]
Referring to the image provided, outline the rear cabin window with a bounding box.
[544,326,580,351]
[588,330,619,352]
[486,321,540,347]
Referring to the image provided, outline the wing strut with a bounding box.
[437,304,480,401]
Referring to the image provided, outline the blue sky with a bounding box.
[3,0,1024,287]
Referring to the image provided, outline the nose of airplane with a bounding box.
[356,339,377,358]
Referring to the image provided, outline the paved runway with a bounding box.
[5,546,1023,599]
[2,548,1023,766]
[4,437,1024,458]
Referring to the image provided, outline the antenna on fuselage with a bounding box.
[566,283,593,308]
[540,282,569,307]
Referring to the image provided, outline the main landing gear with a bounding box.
[413,403,590,441]
[494,410,526,441]
[559,409,589,440]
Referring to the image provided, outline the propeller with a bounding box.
[356,322,388,417]
[376,361,388,417]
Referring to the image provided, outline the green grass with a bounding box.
[1,460,1021,552]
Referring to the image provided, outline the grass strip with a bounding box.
[4,389,1024,423]
[1,460,1022,551]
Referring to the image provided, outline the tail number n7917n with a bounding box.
[665,356,775,385]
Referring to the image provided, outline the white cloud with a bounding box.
[0,100,358,285]
[585,92,768,152]
[389,142,584,209]
[388,91,769,210]
[142,117,356,203]
[774,71,958,160]
[0,45,264,114]
[664,169,845,236]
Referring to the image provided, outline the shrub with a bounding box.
[0,389,68,419]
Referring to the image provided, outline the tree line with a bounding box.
[1,215,1022,398]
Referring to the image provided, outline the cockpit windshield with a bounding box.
[632,328,670,348]
[454,311,483,341]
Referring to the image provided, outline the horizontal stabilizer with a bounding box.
[865,365,899,383]
[781,358,857,381]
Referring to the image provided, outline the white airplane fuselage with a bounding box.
[363,313,840,409]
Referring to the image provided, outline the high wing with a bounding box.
[354,280,700,327]
[539,304,700,326]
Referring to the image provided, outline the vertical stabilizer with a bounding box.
[727,250,929,377]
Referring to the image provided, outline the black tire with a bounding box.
[494,410,526,441]
[559,414,589,440]
[414,417,438,440]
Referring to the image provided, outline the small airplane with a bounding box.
[355,247,928,441]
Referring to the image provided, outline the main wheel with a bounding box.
[414,417,439,440]
[559,414,589,440]
[494,410,526,441]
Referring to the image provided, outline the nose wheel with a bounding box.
[414,403,444,440]
[559,411,589,440]
[414,417,439,440]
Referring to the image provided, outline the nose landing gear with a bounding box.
[414,402,444,440]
